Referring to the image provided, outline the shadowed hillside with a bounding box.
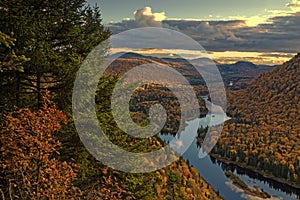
[212,53,300,187]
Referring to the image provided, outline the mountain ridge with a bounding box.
[213,53,300,187]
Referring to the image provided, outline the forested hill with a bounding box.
[0,1,223,199]
[213,53,300,187]
[228,53,300,120]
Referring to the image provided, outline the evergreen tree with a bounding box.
[0,31,29,111]
[0,0,111,110]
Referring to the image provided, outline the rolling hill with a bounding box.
[108,52,275,90]
[213,53,300,187]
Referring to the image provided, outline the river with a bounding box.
[159,114,300,200]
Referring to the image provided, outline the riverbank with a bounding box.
[225,171,271,199]
[210,153,300,191]
[225,181,282,200]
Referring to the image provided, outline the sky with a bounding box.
[87,0,300,65]
[87,0,292,23]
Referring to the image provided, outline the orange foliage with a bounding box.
[0,92,76,199]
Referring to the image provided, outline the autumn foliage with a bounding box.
[213,54,300,185]
[0,92,76,199]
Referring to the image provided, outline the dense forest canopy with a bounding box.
[1,0,299,199]
[0,0,222,199]
[211,54,300,187]
[0,0,111,110]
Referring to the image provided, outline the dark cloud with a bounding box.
[106,7,300,53]
[164,20,244,42]
[234,13,300,52]
[286,0,300,10]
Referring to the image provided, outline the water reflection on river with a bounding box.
[159,115,299,200]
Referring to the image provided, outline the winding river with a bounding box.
[159,115,300,200]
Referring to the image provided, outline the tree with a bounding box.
[0,91,77,199]
[214,54,300,184]
[0,0,111,109]
[0,31,29,111]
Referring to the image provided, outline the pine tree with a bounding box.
[0,31,29,111]
[0,0,111,110]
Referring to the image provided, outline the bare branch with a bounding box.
[0,188,5,200]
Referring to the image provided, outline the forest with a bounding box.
[1,0,300,199]
[0,0,222,199]
[206,54,300,188]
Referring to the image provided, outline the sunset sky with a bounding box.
[87,0,300,65]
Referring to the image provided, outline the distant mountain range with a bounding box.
[110,52,277,90]
[216,61,277,90]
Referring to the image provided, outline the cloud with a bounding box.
[210,51,295,65]
[163,13,300,53]
[106,2,300,58]
[105,6,166,33]
[134,6,166,27]
[229,15,270,27]
[237,13,300,52]
[188,21,244,41]
[228,0,300,26]
[286,0,300,11]
[107,6,243,42]
[163,20,245,43]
